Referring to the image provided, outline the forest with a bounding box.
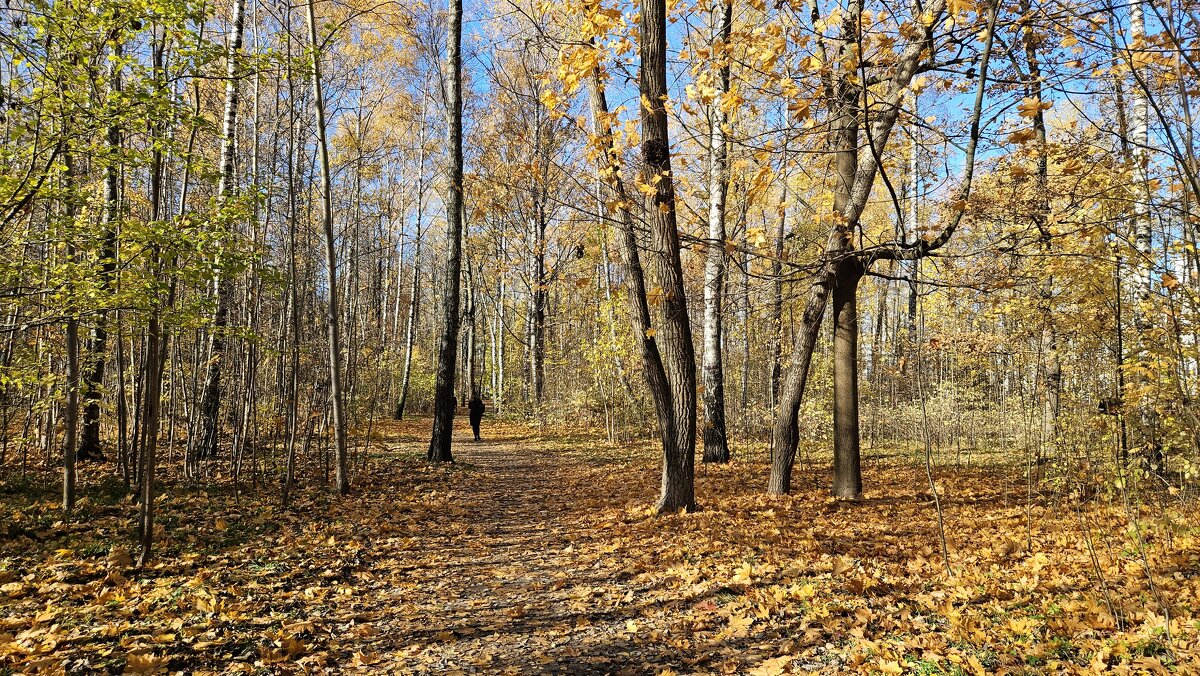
[1,0,1199,671]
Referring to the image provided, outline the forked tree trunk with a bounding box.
[428,0,464,463]
[770,0,980,496]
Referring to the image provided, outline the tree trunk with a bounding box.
[641,0,697,512]
[768,154,788,409]
[428,0,464,463]
[586,39,687,512]
[79,43,123,462]
[196,0,247,464]
[281,4,301,508]
[1020,0,1061,443]
[1127,0,1156,454]
[769,0,971,495]
[466,263,478,399]
[396,100,426,420]
[139,36,168,565]
[305,0,349,494]
[528,214,547,405]
[64,312,79,512]
[768,260,832,495]
[832,258,863,499]
[496,232,507,414]
[701,0,732,464]
[61,147,79,512]
[769,76,857,495]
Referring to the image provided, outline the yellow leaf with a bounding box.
[124,652,169,674]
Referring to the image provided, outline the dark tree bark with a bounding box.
[770,0,991,496]
[586,36,690,512]
[640,0,698,512]
[138,33,168,565]
[428,0,464,463]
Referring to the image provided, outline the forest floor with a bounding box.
[1,417,1198,674]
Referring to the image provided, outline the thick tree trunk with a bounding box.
[701,0,732,464]
[769,76,857,495]
[586,40,686,511]
[769,0,969,495]
[428,0,464,463]
[306,0,349,494]
[641,0,697,512]
[832,259,863,499]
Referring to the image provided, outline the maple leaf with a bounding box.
[749,655,794,675]
[1017,97,1052,118]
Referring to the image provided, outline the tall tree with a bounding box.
[396,94,427,421]
[770,0,996,497]
[428,0,464,463]
[78,40,123,462]
[306,0,350,494]
[195,0,248,464]
[700,0,732,463]
[640,0,698,511]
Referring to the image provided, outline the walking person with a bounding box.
[468,394,485,441]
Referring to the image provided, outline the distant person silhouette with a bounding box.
[468,395,485,441]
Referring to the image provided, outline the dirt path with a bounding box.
[360,424,665,674]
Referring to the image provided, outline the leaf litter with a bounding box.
[1,418,1198,674]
